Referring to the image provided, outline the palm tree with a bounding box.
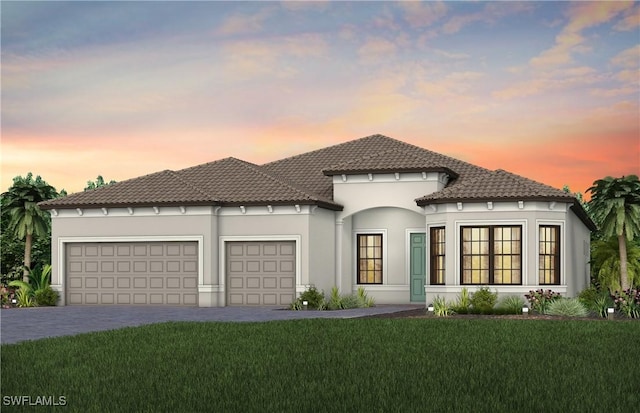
[587,175,640,290]
[1,173,58,281]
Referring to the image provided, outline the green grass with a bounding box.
[2,319,639,412]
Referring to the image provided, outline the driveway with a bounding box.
[0,305,423,344]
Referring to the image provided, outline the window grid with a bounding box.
[357,234,383,284]
[430,227,446,285]
[461,226,522,285]
[539,226,560,285]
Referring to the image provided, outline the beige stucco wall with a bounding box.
[347,207,425,304]
[307,207,336,296]
[49,206,216,305]
[423,201,590,304]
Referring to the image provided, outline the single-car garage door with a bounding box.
[66,242,198,305]
[226,241,295,306]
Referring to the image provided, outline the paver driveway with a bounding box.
[0,305,422,344]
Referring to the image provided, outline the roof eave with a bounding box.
[38,200,219,210]
[415,195,577,206]
[323,167,459,179]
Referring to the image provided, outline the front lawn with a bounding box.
[2,319,638,412]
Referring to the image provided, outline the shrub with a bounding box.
[545,298,589,317]
[579,286,612,317]
[290,286,326,310]
[327,286,343,310]
[340,294,361,309]
[470,287,498,312]
[1,285,17,309]
[356,287,375,308]
[611,288,640,318]
[432,296,453,317]
[497,295,525,314]
[452,287,471,313]
[35,286,59,306]
[525,289,561,314]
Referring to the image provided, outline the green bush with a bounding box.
[525,289,562,313]
[579,286,612,317]
[35,286,58,306]
[545,298,589,317]
[497,295,525,314]
[452,287,471,313]
[432,296,453,317]
[470,287,498,312]
[290,286,326,310]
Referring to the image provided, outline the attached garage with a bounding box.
[66,241,198,306]
[226,241,296,306]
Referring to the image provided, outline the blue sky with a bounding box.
[2,1,638,194]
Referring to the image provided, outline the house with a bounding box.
[39,134,595,307]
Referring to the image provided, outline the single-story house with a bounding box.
[40,134,595,307]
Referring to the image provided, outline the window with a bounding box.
[461,226,521,285]
[430,227,445,285]
[357,234,383,284]
[539,226,560,285]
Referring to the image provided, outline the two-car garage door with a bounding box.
[66,242,198,306]
[65,240,296,306]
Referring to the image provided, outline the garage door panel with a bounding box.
[226,241,295,306]
[66,241,198,306]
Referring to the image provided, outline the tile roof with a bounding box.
[321,147,459,178]
[415,169,576,204]
[175,157,341,209]
[39,133,590,229]
[262,134,488,199]
[39,169,216,208]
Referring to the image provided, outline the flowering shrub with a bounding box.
[611,288,640,319]
[524,289,561,314]
[1,285,17,309]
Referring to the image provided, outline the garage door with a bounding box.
[226,241,295,306]
[66,242,198,306]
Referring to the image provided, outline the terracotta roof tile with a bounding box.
[39,134,587,220]
[416,169,576,204]
[39,170,216,208]
[263,134,487,199]
[321,148,458,177]
[175,157,341,208]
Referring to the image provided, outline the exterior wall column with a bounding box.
[335,219,343,291]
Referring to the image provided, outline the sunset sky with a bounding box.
[2,1,639,197]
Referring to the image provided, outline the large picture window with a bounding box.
[430,227,445,285]
[461,226,522,285]
[357,234,383,284]
[539,225,560,285]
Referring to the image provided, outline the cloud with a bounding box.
[530,1,633,68]
[358,37,397,62]
[216,8,273,36]
[442,1,534,34]
[492,66,601,100]
[433,49,470,60]
[614,3,640,31]
[611,45,640,68]
[399,1,447,28]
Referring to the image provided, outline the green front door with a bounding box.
[410,233,426,302]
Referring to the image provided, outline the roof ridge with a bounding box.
[229,157,334,203]
[261,134,387,167]
[165,169,218,201]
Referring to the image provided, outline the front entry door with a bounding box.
[410,233,426,302]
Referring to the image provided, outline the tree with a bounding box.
[591,237,640,291]
[85,175,115,191]
[587,175,640,290]
[1,173,58,282]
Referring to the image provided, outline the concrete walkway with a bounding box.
[0,305,423,344]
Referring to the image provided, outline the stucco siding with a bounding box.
[350,207,425,303]
[50,206,215,305]
[308,208,336,296]
[333,173,446,218]
[423,201,587,304]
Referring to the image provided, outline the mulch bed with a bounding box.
[363,308,633,321]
